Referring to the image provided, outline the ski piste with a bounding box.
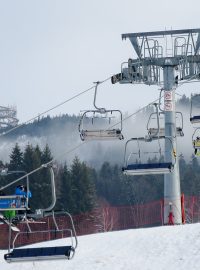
[0,214,20,232]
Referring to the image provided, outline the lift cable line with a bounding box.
[0,93,168,192]
[0,79,194,190]
[0,141,85,192]
[0,76,111,137]
[0,68,193,139]
[0,64,196,197]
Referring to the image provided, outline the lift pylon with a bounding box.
[112,28,200,225]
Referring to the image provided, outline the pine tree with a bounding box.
[23,144,41,172]
[56,163,74,212]
[97,162,113,202]
[23,144,42,210]
[41,144,52,164]
[70,157,96,214]
[9,143,23,171]
[5,144,24,194]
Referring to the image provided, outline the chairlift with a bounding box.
[4,211,77,262]
[78,81,124,141]
[0,170,30,212]
[147,111,184,137]
[190,94,200,124]
[12,164,57,226]
[122,136,175,176]
[4,165,78,262]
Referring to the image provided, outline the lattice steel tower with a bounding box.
[112,28,200,224]
[0,105,18,130]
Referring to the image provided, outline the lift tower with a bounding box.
[112,28,200,224]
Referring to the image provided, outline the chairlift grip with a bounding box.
[93,81,106,112]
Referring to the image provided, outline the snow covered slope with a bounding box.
[1,223,200,270]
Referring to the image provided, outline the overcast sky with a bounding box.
[0,0,199,123]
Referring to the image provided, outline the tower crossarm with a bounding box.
[122,28,200,39]
[111,29,200,86]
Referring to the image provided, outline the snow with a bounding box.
[1,223,200,270]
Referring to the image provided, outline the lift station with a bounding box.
[112,28,200,224]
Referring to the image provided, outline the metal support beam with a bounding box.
[163,65,182,224]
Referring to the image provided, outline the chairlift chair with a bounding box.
[4,211,78,262]
[12,164,57,226]
[122,137,175,176]
[79,110,124,141]
[190,94,200,124]
[147,111,184,137]
[78,81,124,141]
[4,165,78,262]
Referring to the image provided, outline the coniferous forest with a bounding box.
[0,142,200,215]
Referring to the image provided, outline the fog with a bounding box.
[0,97,195,169]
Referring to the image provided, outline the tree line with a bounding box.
[0,143,200,215]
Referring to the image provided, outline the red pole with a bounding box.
[181,194,185,224]
[168,202,174,225]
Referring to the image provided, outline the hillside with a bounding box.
[1,223,200,270]
[0,113,126,167]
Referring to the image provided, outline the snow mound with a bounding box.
[1,223,200,270]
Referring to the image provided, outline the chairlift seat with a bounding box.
[148,128,184,137]
[80,129,124,141]
[0,195,28,211]
[190,116,200,124]
[4,245,74,262]
[122,162,173,175]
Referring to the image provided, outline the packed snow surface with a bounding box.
[1,223,200,270]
